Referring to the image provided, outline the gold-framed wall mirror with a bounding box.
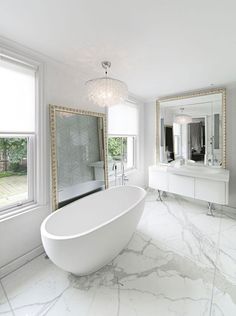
[156,88,226,168]
[50,105,108,210]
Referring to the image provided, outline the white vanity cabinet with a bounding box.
[194,178,228,204]
[149,165,229,206]
[169,174,195,198]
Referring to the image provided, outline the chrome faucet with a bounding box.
[121,161,129,185]
[112,162,118,186]
[122,174,129,185]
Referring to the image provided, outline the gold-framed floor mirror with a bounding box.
[156,88,226,168]
[50,105,108,210]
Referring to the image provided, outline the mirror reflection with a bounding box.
[50,106,108,210]
[158,90,225,167]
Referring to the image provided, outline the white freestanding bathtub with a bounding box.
[41,185,146,275]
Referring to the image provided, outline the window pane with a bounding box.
[108,136,135,175]
[126,136,134,169]
[0,60,35,132]
[108,137,123,161]
[0,137,28,209]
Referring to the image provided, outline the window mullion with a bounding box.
[27,135,35,203]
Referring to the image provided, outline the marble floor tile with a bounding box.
[140,194,222,270]
[210,209,236,316]
[0,282,12,315]
[1,255,70,316]
[210,278,236,316]
[1,194,236,315]
[214,211,236,284]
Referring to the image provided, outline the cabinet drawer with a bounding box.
[149,170,169,191]
[169,174,194,198]
[195,178,226,204]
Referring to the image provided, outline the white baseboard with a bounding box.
[0,245,44,279]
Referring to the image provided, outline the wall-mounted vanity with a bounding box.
[149,88,229,215]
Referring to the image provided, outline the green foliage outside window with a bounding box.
[0,138,27,173]
[108,137,128,162]
[108,137,122,160]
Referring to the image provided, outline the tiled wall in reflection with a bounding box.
[56,113,101,189]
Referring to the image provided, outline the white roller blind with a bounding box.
[0,59,36,133]
[108,102,138,135]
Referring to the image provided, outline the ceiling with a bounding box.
[0,0,236,100]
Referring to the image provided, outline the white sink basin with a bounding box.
[182,165,221,173]
[168,165,229,182]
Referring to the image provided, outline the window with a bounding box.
[0,53,37,212]
[108,136,136,174]
[107,102,138,177]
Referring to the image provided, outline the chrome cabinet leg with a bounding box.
[162,191,168,198]
[207,202,215,216]
[156,190,163,202]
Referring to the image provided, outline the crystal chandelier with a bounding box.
[174,107,192,124]
[85,61,128,107]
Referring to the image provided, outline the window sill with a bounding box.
[0,202,48,221]
[108,167,138,182]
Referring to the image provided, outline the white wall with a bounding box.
[144,100,156,185]
[225,84,236,207]
[0,39,145,270]
[144,85,236,208]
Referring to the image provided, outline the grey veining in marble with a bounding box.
[1,192,236,315]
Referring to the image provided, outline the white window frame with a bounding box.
[0,134,35,210]
[0,45,46,217]
[106,99,140,178]
[107,135,137,176]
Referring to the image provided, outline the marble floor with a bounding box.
[1,192,236,316]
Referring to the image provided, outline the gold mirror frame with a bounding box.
[156,88,226,168]
[50,104,109,211]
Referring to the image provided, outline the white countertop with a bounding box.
[149,164,230,182]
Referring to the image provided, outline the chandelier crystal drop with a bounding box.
[85,61,128,107]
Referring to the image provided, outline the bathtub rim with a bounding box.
[41,185,146,241]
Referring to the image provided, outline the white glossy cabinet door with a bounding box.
[169,174,194,198]
[195,178,226,204]
[149,170,169,191]
[149,165,229,206]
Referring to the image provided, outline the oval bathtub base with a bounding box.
[41,186,146,276]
